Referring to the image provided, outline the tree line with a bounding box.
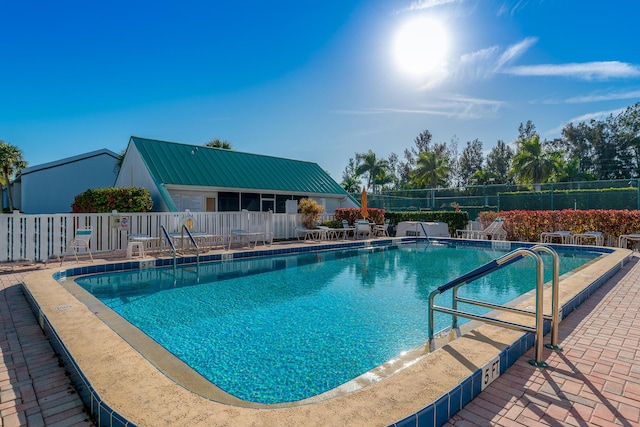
[341,102,640,194]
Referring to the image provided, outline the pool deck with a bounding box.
[2,242,640,426]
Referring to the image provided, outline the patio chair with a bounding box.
[373,219,390,237]
[477,217,507,240]
[341,220,356,239]
[60,227,94,265]
[354,221,372,239]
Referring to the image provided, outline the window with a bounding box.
[261,194,275,212]
[241,193,260,211]
[218,192,239,211]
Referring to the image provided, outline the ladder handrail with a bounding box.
[428,247,551,366]
[181,225,200,270]
[161,225,177,276]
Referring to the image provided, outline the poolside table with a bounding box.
[127,234,161,255]
[540,231,573,244]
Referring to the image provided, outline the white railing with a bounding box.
[0,210,317,262]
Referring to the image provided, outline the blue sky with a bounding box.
[2,0,639,181]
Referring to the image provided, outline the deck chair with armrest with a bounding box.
[60,227,94,265]
[341,220,356,239]
[373,219,390,237]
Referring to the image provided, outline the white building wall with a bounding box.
[21,151,118,214]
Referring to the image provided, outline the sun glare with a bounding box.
[392,16,450,78]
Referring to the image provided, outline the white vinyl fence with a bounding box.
[0,210,334,263]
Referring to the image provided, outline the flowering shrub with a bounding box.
[495,209,640,243]
[72,187,153,213]
[334,208,385,225]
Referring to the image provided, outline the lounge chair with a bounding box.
[373,219,390,237]
[457,218,505,240]
[60,227,94,265]
[294,226,324,241]
[228,229,273,250]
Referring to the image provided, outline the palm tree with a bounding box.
[0,140,27,212]
[205,138,232,149]
[510,134,558,186]
[355,150,389,194]
[410,151,450,188]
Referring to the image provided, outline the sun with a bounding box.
[392,16,450,78]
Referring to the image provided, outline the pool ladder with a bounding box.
[161,225,201,277]
[427,245,561,367]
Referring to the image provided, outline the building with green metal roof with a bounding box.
[115,137,358,212]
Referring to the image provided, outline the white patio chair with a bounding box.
[373,219,390,237]
[60,227,94,265]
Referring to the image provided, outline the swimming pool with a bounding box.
[73,242,599,405]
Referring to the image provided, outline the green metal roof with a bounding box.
[130,136,348,195]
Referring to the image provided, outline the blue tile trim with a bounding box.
[40,238,626,427]
[386,246,629,427]
[21,283,137,427]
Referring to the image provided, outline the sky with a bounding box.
[2,0,640,182]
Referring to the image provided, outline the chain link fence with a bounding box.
[353,179,640,220]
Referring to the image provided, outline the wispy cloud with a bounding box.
[494,37,537,71]
[452,37,536,83]
[503,61,640,80]
[402,0,461,12]
[333,95,504,120]
[497,0,533,17]
[565,89,640,104]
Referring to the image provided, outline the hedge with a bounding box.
[497,209,640,244]
[72,187,153,213]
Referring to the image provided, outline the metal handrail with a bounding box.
[531,245,561,349]
[419,222,430,244]
[161,225,177,275]
[181,225,200,270]
[428,247,552,366]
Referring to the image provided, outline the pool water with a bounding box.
[75,243,599,404]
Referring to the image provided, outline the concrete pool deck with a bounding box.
[3,241,639,426]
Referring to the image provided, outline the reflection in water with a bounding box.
[73,243,599,404]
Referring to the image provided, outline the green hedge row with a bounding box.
[71,187,153,213]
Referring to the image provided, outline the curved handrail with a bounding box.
[531,245,561,349]
[428,247,549,366]
[161,225,177,275]
[182,225,200,270]
[419,222,430,245]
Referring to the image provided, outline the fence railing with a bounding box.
[356,179,640,218]
[0,210,332,263]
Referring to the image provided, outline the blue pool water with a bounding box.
[75,243,599,404]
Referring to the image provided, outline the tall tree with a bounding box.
[510,134,558,185]
[355,150,389,193]
[410,151,450,188]
[485,140,514,184]
[340,158,361,193]
[458,139,484,185]
[613,103,640,177]
[205,138,232,149]
[0,140,27,212]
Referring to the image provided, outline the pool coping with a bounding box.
[22,238,632,427]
